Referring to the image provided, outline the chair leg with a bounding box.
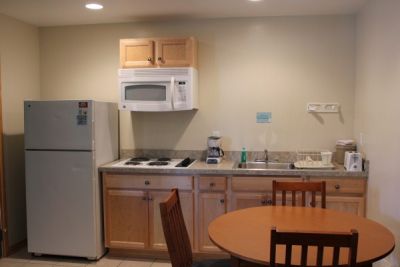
[231,256,241,267]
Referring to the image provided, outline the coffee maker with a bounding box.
[206,136,224,164]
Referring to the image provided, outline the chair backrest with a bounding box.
[270,227,358,267]
[272,180,326,208]
[160,188,193,267]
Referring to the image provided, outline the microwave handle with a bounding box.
[170,77,175,110]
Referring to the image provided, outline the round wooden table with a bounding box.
[208,206,395,266]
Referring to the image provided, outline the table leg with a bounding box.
[231,256,241,267]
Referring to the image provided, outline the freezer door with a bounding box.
[24,100,93,150]
[25,150,102,258]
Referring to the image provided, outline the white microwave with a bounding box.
[119,67,198,112]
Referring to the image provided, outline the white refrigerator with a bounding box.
[24,100,118,259]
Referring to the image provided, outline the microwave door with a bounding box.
[122,82,172,111]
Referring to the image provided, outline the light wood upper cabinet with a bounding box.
[156,38,197,67]
[120,39,155,68]
[120,37,197,68]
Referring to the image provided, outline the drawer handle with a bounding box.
[145,180,150,185]
[334,184,341,190]
[220,199,225,204]
[147,57,152,62]
[261,200,266,205]
[210,182,215,187]
[266,199,273,205]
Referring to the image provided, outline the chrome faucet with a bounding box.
[255,149,269,162]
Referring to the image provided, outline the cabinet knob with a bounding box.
[220,199,225,204]
[147,57,152,62]
[145,180,150,185]
[334,184,341,190]
[266,199,273,205]
[261,200,266,205]
[158,57,162,61]
[142,196,147,201]
[210,182,215,187]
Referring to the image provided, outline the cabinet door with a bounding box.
[105,189,148,249]
[120,39,154,68]
[156,38,195,67]
[148,190,194,251]
[231,192,269,211]
[317,196,365,217]
[198,192,227,252]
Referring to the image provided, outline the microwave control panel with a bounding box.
[176,81,187,102]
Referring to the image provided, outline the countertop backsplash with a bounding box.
[120,149,336,163]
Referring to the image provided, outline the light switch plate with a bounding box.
[307,103,340,113]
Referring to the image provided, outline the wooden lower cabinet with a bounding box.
[231,176,303,211]
[105,189,148,249]
[311,177,366,216]
[231,192,300,209]
[317,195,365,217]
[103,172,367,257]
[149,191,194,250]
[103,173,194,252]
[231,192,270,210]
[198,192,227,252]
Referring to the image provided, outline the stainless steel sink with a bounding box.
[236,161,295,170]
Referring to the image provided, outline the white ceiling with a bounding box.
[0,0,368,27]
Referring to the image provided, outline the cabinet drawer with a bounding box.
[232,177,301,192]
[104,174,193,190]
[310,178,366,194]
[199,176,226,191]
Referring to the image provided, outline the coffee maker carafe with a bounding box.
[206,136,224,164]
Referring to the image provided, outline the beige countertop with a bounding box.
[100,159,367,178]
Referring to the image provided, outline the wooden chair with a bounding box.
[272,180,326,208]
[160,188,230,267]
[270,226,358,267]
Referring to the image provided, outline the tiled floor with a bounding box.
[0,248,171,267]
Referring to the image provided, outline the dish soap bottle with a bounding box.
[241,147,247,163]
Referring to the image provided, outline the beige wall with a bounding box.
[39,16,355,152]
[355,0,400,264]
[0,13,40,246]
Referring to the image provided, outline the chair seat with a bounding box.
[192,259,231,267]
